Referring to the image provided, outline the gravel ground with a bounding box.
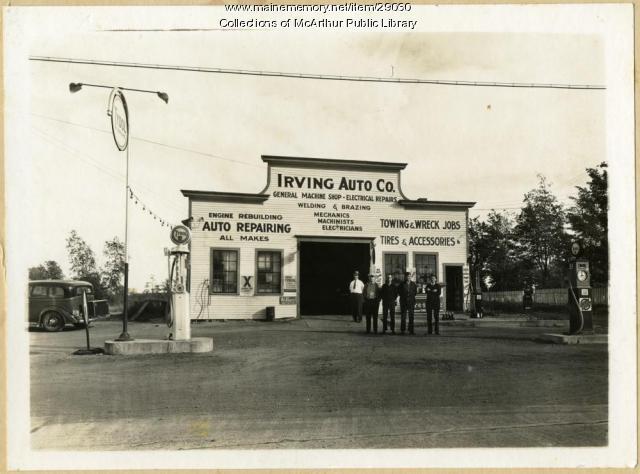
[30,316,607,450]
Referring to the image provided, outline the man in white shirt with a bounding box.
[349,270,364,322]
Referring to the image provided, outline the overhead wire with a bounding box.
[29,56,600,217]
[32,126,125,182]
[30,111,263,169]
[29,56,606,90]
[34,126,179,230]
[133,135,264,169]
[33,124,580,215]
[31,125,185,215]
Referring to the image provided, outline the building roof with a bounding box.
[181,190,269,204]
[397,199,476,210]
[182,155,475,209]
[261,155,407,172]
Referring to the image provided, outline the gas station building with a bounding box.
[182,155,475,320]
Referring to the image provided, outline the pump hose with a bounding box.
[196,279,210,319]
[568,279,585,334]
[165,257,178,328]
[165,291,173,328]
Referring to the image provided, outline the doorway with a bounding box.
[299,241,370,315]
[445,265,464,311]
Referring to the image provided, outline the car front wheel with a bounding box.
[42,312,65,332]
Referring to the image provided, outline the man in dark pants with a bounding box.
[398,271,417,335]
[380,274,398,334]
[363,274,381,334]
[349,270,364,322]
[426,275,442,335]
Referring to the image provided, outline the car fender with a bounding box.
[38,306,76,325]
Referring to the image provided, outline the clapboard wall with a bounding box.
[185,156,474,320]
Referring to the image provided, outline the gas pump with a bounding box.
[167,225,192,340]
[567,241,593,334]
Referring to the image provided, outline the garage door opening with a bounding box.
[299,241,371,316]
[445,265,464,311]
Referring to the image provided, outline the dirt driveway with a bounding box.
[29,316,607,450]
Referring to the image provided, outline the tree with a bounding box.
[468,216,490,289]
[28,260,64,280]
[468,211,523,291]
[484,211,525,290]
[101,237,125,297]
[513,176,569,287]
[143,275,158,294]
[567,162,608,286]
[143,275,170,294]
[65,230,106,298]
[66,230,97,278]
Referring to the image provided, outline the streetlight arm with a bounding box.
[69,82,168,103]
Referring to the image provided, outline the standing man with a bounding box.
[349,270,364,323]
[426,275,442,335]
[398,271,417,335]
[363,274,381,334]
[380,274,398,334]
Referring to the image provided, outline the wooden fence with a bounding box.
[482,287,608,306]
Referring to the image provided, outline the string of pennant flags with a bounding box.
[128,186,176,229]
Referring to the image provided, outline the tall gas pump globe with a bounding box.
[168,225,192,340]
[568,241,593,334]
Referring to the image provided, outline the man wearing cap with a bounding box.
[426,275,442,335]
[398,271,418,335]
[363,274,381,334]
[349,270,364,323]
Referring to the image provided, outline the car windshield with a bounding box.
[75,286,93,295]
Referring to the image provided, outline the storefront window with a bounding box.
[384,253,407,283]
[415,253,437,284]
[211,249,238,294]
[256,251,282,294]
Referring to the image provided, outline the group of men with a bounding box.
[349,270,442,335]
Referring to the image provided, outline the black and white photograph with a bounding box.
[3,3,636,470]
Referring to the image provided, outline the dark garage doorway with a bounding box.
[445,265,464,311]
[299,241,371,315]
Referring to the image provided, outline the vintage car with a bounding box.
[28,280,110,332]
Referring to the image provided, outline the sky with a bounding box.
[6,7,606,290]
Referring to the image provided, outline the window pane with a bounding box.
[384,254,406,283]
[211,249,238,293]
[50,286,65,297]
[257,251,282,294]
[32,286,47,296]
[415,254,437,283]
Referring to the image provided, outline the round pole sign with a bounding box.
[109,89,129,151]
[170,225,192,245]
